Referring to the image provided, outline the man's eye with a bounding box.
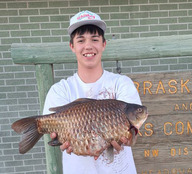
[78,40,83,43]
[93,39,99,42]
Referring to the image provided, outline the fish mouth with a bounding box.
[134,112,148,130]
[143,106,148,115]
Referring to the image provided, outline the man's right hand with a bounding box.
[50,132,73,154]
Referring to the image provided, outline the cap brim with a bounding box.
[68,20,106,35]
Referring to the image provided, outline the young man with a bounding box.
[43,10,141,174]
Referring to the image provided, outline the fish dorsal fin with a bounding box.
[49,98,96,113]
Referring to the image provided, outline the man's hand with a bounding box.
[50,133,99,160]
[50,133,73,154]
[111,135,134,152]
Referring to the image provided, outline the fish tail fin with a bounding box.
[11,116,43,154]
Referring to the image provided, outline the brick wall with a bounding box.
[0,0,192,173]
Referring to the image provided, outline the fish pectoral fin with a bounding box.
[48,138,62,146]
[129,126,138,146]
[49,98,96,113]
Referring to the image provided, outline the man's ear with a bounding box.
[69,42,75,53]
[102,40,107,51]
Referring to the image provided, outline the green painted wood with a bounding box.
[11,34,192,64]
[35,64,63,174]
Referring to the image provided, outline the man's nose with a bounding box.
[85,40,93,50]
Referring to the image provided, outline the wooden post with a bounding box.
[35,64,63,174]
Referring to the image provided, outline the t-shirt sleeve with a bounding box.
[43,80,69,115]
[115,75,141,105]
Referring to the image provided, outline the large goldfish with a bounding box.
[12,98,148,161]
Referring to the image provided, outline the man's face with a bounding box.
[70,31,106,70]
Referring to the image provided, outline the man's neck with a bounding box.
[77,66,103,83]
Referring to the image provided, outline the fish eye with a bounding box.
[137,108,143,112]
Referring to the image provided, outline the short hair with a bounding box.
[70,24,106,44]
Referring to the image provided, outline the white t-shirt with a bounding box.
[43,70,141,174]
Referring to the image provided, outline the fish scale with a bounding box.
[12,98,148,162]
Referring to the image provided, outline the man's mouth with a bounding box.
[83,53,96,57]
